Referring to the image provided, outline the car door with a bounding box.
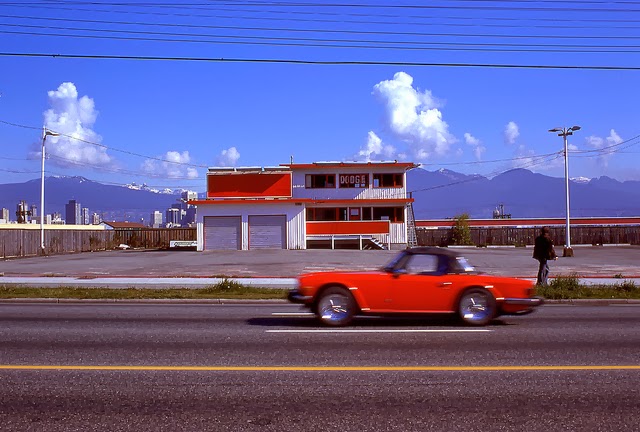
[391,254,457,312]
[352,272,397,312]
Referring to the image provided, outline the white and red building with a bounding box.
[191,161,418,251]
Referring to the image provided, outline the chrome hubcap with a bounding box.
[460,292,491,322]
[318,293,351,323]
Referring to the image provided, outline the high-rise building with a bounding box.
[92,213,102,225]
[179,190,198,225]
[181,190,198,207]
[65,200,81,225]
[150,210,163,228]
[1,207,10,223]
[81,207,90,225]
[165,208,181,227]
[30,204,38,220]
[184,206,197,226]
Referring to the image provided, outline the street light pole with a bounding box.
[40,127,59,255]
[549,125,581,257]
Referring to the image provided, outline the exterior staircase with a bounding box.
[364,237,387,250]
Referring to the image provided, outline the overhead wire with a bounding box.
[4,27,639,54]
[0,119,208,169]
[9,1,640,27]
[2,52,640,70]
[3,13,640,39]
[6,1,640,14]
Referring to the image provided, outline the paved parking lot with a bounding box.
[1,245,639,279]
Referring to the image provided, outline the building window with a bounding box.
[306,207,351,221]
[305,174,335,188]
[373,207,404,222]
[372,173,403,188]
[362,207,372,221]
[338,174,369,188]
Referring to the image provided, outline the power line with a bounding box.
[5,26,640,54]
[5,13,640,39]
[6,1,640,14]
[0,119,208,168]
[11,1,640,27]
[410,153,563,195]
[571,134,640,155]
[2,52,639,69]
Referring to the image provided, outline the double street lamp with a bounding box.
[40,127,59,255]
[548,125,581,257]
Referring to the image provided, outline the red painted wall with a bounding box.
[307,221,390,235]
[207,173,292,198]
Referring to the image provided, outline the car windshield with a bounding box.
[453,256,477,273]
[382,251,408,272]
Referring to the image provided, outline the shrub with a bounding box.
[449,213,473,246]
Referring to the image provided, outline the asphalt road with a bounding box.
[1,303,639,431]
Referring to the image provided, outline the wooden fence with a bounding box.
[417,226,640,247]
[3,225,639,259]
[0,228,197,259]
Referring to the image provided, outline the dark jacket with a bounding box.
[533,234,557,261]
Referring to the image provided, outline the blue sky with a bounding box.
[1,0,639,193]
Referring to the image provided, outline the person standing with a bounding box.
[533,226,557,286]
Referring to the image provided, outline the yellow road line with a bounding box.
[0,365,639,371]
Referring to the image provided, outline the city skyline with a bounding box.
[1,191,198,227]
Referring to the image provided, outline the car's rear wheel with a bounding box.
[457,288,496,326]
[316,286,356,327]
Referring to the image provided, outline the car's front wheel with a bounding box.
[315,286,356,327]
[457,287,496,326]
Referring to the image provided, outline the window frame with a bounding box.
[305,174,336,189]
[372,173,403,188]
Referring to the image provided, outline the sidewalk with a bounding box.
[1,275,639,290]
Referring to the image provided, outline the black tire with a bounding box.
[457,287,496,326]
[315,286,356,327]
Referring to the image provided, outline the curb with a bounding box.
[0,298,639,305]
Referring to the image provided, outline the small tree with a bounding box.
[450,213,473,245]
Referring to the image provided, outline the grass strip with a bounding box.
[0,275,638,300]
[0,279,287,300]
[537,274,640,300]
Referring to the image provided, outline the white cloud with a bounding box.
[372,72,455,161]
[464,132,486,160]
[142,151,198,179]
[217,147,240,166]
[585,129,623,168]
[356,131,396,161]
[36,82,112,168]
[503,121,520,145]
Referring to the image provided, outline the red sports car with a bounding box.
[288,247,543,326]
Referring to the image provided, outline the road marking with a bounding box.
[0,365,639,371]
[265,329,491,333]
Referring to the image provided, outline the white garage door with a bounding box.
[249,215,286,249]
[204,216,241,250]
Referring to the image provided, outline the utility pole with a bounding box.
[548,125,581,257]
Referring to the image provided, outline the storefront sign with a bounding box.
[339,174,368,188]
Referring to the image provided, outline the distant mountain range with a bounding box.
[408,168,640,218]
[0,176,191,223]
[0,170,638,222]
